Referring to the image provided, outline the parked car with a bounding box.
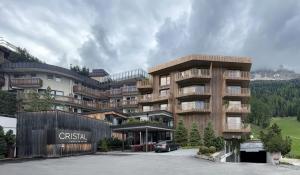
[154,140,178,152]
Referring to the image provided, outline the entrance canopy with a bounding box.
[112,123,174,133]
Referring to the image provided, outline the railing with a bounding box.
[10,78,43,88]
[109,89,122,97]
[122,100,138,107]
[224,71,250,80]
[223,123,251,133]
[224,104,251,113]
[73,85,109,98]
[0,75,4,86]
[121,86,138,95]
[224,87,250,96]
[137,79,153,89]
[140,106,172,112]
[177,86,211,97]
[176,102,211,113]
[175,68,211,82]
[138,93,169,103]
[54,96,98,109]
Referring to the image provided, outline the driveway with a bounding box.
[0,150,299,175]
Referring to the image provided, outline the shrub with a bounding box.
[208,146,217,154]
[198,146,209,155]
[174,119,188,147]
[189,123,202,146]
[98,139,109,152]
[0,126,7,158]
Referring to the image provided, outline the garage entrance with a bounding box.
[240,151,266,163]
[240,140,267,163]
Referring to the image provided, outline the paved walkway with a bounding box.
[1,149,299,175]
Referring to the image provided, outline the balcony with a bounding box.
[137,79,153,92]
[109,89,123,97]
[10,78,43,88]
[122,100,138,108]
[177,86,211,99]
[224,104,251,114]
[54,96,98,110]
[140,106,172,113]
[223,123,251,133]
[224,87,250,97]
[138,94,169,104]
[0,75,4,86]
[73,85,109,99]
[121,86,139,95]
[175,69,211,84]
[176,103,211,114]
[224,71,250,81]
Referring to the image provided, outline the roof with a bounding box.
[0,62,103,88]
[111,123,174,132]
[89,69,109,77]
[148,54,252,74]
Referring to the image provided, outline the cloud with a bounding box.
[0,0,300,73]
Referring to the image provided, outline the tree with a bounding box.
[0,126,7,158]
[297,107,300,122]
[5,130,15,158]
[70,65,90,77]
[203,122,215,147]
[7,47,41,63]
[0,90,17,115]
[260,123,292,156]
[189,123,201,146]
[25,87,54,112]
[248,97,272,128]
[174,119,188,147]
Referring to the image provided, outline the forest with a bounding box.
[249,79,300,128]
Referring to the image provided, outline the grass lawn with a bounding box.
[251,117,300,157]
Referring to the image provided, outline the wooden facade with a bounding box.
[16,111,111,158]
[137,55,252,138]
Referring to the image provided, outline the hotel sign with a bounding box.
[56,129,91,144]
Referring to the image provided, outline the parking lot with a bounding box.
[0,149,299,175]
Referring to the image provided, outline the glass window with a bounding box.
[160,104,168,110]
[143,106,152,112]
[227,117,241,129]
[47,74,53,80]
[159,89,169,97]
[55,76,61,82]
[55,91,64,96]
[228,70,241,78]
[160,75,170,86]
[227,86,241,94]
[31,73,37,78]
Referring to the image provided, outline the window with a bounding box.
[159,89,169,97]
[227,117,241,129]
[160,104,168,110]
[55,91,64,96]
[31,73,37,78]
[228,70,241,78]
[181,101,204,110]
[55,76,61,82]
[160,75,170,86]
[47,74,53,80]
[228,101,241,109]
[143,106,152,112]
[227,86,241,94]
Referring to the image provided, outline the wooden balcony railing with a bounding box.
[54,96,98,109]
[122,100,138,107]
[177,86,211,97]
[224,104,251,113]
[121,86,139,95]
[224,87,250,97]
[10,78,43,88]
[224,71,250,80]
[175,68,211,82]
[137,79,153,90]
[139,106,172,113]
[0,75,4,86]
[73,85,109,98]
[223,123,251,133]
[138,93,169,103]
[176,102,211,114]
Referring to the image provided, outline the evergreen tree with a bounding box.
[260,123,292,156]
[25,87,54,112]
[174,119,188,147]
[0,91,17,115]
[189,123,201,146]
[203,122,215,147]
[0,126,7,158]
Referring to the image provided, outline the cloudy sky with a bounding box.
[1,0,300,73]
